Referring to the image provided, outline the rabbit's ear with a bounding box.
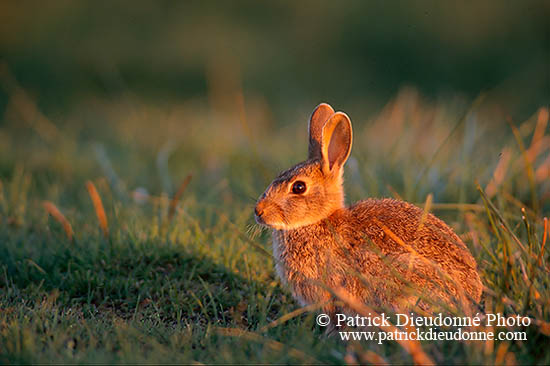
[321,112,352,173]
[308,103,335,159]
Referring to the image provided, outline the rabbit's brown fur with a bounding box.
[255,103,482,317]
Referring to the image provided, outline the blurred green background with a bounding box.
[1,1,548,118]
[1,0,549,207]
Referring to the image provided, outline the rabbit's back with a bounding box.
[345,198,482,302]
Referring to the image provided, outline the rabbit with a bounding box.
[254,103,483,321]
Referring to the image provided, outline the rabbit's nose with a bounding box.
[255,201,265,217]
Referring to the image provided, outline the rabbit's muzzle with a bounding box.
[254,204,265,225]
[254,196,284,228]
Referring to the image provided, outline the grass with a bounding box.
[0,80,549,364]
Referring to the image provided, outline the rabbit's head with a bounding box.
[255,104,353,230]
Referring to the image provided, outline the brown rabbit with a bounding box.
[255,103,482,319]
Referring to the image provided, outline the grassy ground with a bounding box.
[0,79,549,364]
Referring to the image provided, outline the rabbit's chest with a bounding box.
[271,229,347,282]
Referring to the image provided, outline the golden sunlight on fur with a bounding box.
[255,103,483,321]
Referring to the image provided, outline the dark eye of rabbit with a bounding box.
[291,181,306,194]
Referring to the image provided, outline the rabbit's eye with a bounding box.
[291,181,306,194]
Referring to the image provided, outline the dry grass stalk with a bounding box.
[259,301,329,333]
[538,217,548,266]
[386,184,403,200]
[42,201,73,241]
[168,174,192,221]
[27,258,46,274]
[483,297,494,356]
[86,180,109,237]
[535,153,550,183]
[508,118,539,213]
[215,327,318,364]
[528,107,549,161]
[417,193,433,232]
[360,350,389,365]
[536,319,550,336]
[526,136,550,163]
[494,342,510,365]
[332,287,434,365]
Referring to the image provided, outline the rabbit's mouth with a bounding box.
[254,214,296,231]
[254,211,286,230]
[254,213,266,226]
[254,201,297,230]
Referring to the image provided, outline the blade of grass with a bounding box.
[26,259,46,275]
[168,174,192,221]
[477,183,533,258]
[42,201,74,242]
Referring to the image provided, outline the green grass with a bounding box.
[0,85,549,364]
